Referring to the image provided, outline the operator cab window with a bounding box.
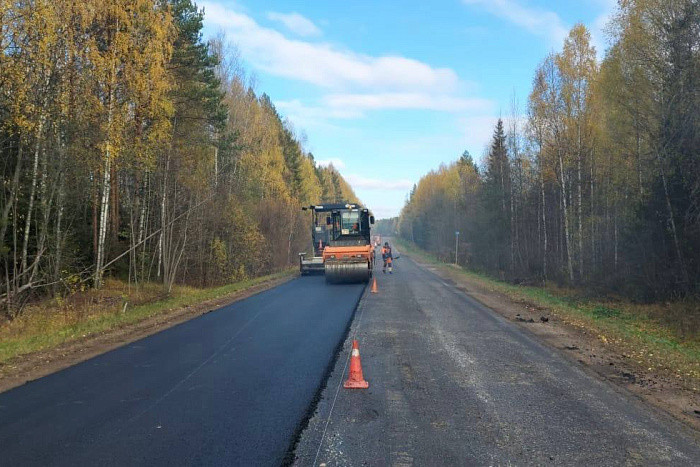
[340,211,360,235]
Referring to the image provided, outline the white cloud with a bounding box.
[274,94,495,130]
[324,93,494,113]
[458,115,500,161]
[315,158,346,169]
[462,0,569,47]
[462,0,617,58]
[588,0,617,59]
[201,1,460,92]
[345,174,414,191]
[266,12,322,37]
[276,99,361,120]
[274,99,363,133]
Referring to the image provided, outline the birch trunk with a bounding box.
[510,180,515,274]
[559,151,574,283]
[590,160,595,271]
[541,161,547,282]
[32,145,52,281]
[53,126,66,290]
[95,19,120,288]
[214,145,218,186]
[54,171,65,290]
[95,148,112,287]
[167,206,191,293]
[110,160,119,240]
[92,175,98,263]
[95,76,116,288]
[577,127,583,281]
[157,152,170,279]
[139,172,150,281]
[21,119,44,273]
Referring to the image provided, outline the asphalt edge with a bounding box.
[283,281,370,466]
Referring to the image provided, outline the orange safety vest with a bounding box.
[382,247,392,263]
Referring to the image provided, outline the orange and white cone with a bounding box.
[344,339,369,389]
[371,277,378,293]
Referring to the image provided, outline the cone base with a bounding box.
[344,379,369,389]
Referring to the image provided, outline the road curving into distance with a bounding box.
[0,275,365,466]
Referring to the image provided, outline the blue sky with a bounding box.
[200,0,616,218]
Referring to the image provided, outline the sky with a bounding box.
[200,0,617,218]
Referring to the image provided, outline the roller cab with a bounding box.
[322,204,374,284]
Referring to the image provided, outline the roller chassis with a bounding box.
[298,254,324,275]
[300,203,375,284]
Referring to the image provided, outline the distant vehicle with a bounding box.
[299,203,375,283]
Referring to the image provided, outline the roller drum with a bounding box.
[325,261,370,284]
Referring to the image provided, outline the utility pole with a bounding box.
[455,231,459,265]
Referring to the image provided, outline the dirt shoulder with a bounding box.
[0,274,295,394]
[408,257,700,433]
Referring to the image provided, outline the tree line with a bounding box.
[399,0,699,301]
[0,0,357,315]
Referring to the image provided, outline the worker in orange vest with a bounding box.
[381,242,393,274]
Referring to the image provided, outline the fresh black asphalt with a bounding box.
[0,276,365,466]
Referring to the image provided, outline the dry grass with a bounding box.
[0,271,295,364]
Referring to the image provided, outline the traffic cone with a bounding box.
[371,277,378,293]
[344,340,369,389]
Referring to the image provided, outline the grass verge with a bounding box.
[394,238,700,390]
[0,270,296,365]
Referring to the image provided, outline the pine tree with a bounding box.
[479,119,512,274]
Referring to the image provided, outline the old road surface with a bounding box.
[295,250,700,466]
[0,276,365,466]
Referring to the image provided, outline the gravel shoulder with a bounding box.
[417,259,700,434]
[294,252,700,466]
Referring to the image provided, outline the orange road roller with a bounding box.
[300,203,375,283]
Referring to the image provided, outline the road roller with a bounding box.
[299,204,375,283]
[299,205,332,275]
